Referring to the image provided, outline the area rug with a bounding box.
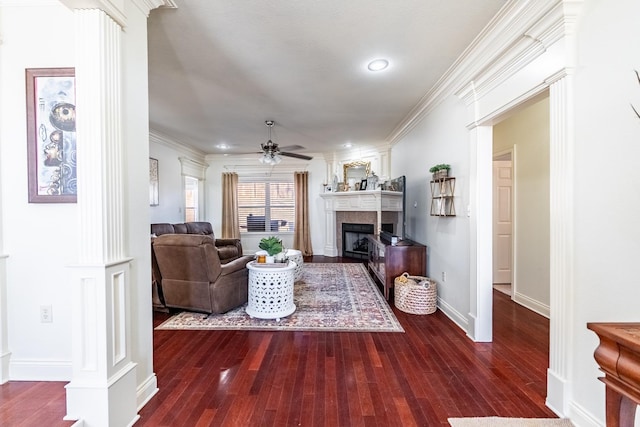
[156,263,404,333]
[448,417,573,427]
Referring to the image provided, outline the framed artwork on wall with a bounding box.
[25,67,77,203]
[149,158,159,206]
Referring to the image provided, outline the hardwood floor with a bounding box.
[0,257,555,426]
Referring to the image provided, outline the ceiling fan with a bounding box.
[259,120,313,164]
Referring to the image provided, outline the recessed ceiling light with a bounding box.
[216,143,229,149]
[367,59,389,72]
[344,143,353,148]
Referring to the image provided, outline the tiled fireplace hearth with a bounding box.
[319,190,402,257]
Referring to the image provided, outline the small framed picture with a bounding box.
[360,179,368,190]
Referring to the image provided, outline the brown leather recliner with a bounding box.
[150,222,245,312]
[184,221,243,263]
[152,234,252,314]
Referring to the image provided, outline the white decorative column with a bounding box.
[64,8,138,426]
[322,198,338,256]
[467,124,493,343]
[545,72,574,416]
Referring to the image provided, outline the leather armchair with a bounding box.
[152,234,252,314]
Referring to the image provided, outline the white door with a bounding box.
[493,160,513,284]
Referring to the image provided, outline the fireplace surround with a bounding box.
[319,190,403,257]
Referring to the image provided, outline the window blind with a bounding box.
[238,179,295,232]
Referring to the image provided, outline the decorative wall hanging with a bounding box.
[149,158,159,206]
[26,68,77,203]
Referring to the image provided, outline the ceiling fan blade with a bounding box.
[280,151,313,160]
[278,145,306,152]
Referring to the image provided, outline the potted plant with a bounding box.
[258,236,283,263]
[429,163,451,180]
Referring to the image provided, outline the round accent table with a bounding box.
[285,249,304,281]
[246,261,297,321]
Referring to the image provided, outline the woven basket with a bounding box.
[394,272,437,315]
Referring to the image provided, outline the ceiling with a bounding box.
[147,1,507,158]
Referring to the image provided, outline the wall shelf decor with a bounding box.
[430,177,456,216]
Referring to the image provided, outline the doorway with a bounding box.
[493,151,513,297]
[491,96,550,318]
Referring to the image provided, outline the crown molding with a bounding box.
[150,129,207,162]
[387,0,580,145]
[0,0,58,5]
[58,0,127,27]
[131,0,176,17]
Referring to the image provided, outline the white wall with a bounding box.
[493,97,550,314]
[148,135,201,224]
[390,94,471,329]
[570,0,640,424]
[0,2,77,380]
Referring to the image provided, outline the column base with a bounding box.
[65,361,138,427]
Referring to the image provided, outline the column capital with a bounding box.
[59,0,177,27]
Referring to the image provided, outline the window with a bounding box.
[238,180,295,232]
[184,176,199,222]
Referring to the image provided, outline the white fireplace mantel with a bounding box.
[319,190,403,256]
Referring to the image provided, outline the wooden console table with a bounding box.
[367,236,426,300]
[587,322,640,427]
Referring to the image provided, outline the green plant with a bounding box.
[259,236,283,256]
[429,164,451,173]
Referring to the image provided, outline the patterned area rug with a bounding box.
[448,418,573,427]
[156,263,404,333]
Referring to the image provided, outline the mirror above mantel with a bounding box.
[343,160,371,185]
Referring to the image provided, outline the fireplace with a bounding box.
[342,223,374,259]
[342,222,394,259]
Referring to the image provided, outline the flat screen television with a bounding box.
[386,175,406,240]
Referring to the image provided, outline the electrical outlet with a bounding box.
[441,271,446,282]
[40,305,53,323]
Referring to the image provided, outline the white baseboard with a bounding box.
[567,399,603,427]
[136,372,159,411]
[512,291,550,318]
[437,298,470,335]
[10,358,71,381]
[0,350,11,384]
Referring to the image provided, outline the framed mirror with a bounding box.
[343,161,371,185]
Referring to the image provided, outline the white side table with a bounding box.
[246,261,297,321]
[285,249,304,281]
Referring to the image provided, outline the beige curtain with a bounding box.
[294,171,313,256]
[221,172,240,239]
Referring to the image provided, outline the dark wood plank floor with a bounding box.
[0,256,555,426]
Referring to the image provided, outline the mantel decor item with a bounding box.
[26,67,77,203]
[429,163,451,180]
